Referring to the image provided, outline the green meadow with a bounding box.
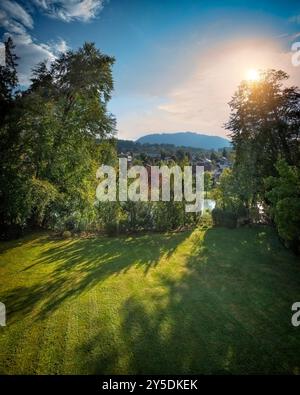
[0,226,299,374]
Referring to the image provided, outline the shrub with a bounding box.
[198,211,213,229]
[105,221,119,236]
[62,230,72,239]
[236,205,249,218]
[265,160,300,254]
[212,208,237,228]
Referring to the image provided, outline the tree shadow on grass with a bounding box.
[0,231,51,256]
[2,231,191,322]
[77,227,300,374]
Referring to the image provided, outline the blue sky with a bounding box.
[1,0,300,139]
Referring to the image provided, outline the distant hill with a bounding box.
[136,132,231,150]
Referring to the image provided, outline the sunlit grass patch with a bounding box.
[0,227,299,374]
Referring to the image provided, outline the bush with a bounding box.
[105,221,119,236]
[198,211,213,229]
[265,160,300,254]
[65,218,77,231]
[0,223,24,240]
[236,205,249,218]
[212,208,237,228]
[62,230,72,239]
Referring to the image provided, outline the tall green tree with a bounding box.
[0,37,18,126]
[265,159,300,253]
[226,69,300,204]
[0,37,26,238]
[0,41,116,237]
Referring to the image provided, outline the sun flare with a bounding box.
[246,68,260,81]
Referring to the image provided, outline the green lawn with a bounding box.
[0,226,300,374]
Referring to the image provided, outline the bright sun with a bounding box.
[246,68,260,81]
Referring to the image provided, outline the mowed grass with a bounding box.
[0,226,300,374]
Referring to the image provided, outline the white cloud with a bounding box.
[53,38,69,53]
[0,0,106,83]
[4,31,56,84]
[0,0,33,36]
[3,31,68,85]
[2,0,33,29]
[16,37,71,85]
[0,9,27,35]
[0,1,76,85]
[33,0,104,22]
[0,0,105,85]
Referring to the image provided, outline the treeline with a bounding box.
[212,70,300,253]
[0,39,199,239]
[1,39,299,251]
[0,39,117,238]
[117,139,229,159]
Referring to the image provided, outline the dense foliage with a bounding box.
[0,39,201,238]
[0,40,116,238]
[1,40,299,247]
[265,160,300,253]
[212,70,300,252]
